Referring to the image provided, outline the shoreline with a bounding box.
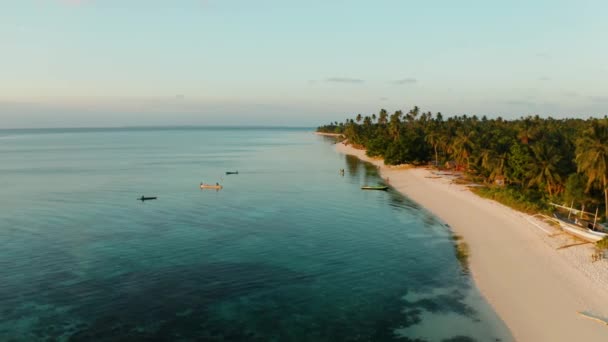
[335,142,608,341]
[314,132,344,137]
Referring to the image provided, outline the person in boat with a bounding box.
[216,182,219,186]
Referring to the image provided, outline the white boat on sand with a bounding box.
[551,203,608,242]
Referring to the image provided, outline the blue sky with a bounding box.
[1,0,607,127]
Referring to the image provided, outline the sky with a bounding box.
[1,0,608,128]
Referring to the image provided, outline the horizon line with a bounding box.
[0,124,316,131]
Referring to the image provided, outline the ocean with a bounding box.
[0,127,511,341]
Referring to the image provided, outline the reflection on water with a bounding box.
[343,153,387,187]
[344,154,361,177]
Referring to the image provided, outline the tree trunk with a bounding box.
[434,145,438,167]
[604,174,608,220]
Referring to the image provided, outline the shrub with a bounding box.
[472,186,549,215]
[596,237,608,250]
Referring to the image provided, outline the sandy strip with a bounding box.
[335,142,608,341]
[314,132,344,137]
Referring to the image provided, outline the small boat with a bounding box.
[552,212,607,242]
[138,196,157,201]
[225,171,239,175]
[200,184,223,190]
[550,203,608,242]
[361,185,389,191]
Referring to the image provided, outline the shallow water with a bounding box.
[0,127,511,341]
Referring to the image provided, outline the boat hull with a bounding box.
[361,186,388,191]
[553,214,607,242]
[200,185,223,190]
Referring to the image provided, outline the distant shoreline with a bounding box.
[334,141,608,341]
[314,132,344,137]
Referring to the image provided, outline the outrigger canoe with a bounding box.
[138,196,157,201]
[550,205,608,242]
[225,171,239,175]
[200,184,223,190]
[361,185,388,191]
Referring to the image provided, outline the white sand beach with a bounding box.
[336,142,608,341]
[314,132,345,137]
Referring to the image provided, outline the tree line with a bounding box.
[318,107,608,218]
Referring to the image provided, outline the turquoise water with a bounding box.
[0,128,511,341]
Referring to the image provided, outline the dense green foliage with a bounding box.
[318,108,608,218]
[597,237,608,251]
[472,187,548,215]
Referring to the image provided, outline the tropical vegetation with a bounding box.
[318,107,608,219]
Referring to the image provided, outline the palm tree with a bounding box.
[479,148,506,182]
[529,142,562,196]
[411,106,420,120]
[576,119,608,218]
[517,116,538,145]
[356,114,362,124]
[450,129,475,170]
[425,129,443,167]
[378,109,388,125]
[388,110,403,142]
[435,112,443,122]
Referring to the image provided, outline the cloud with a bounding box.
[379,97,389,101]
[504,100,536,106]
[590,96,608,103]
[538,76,551,81]
[325,77,365,84]
[389,78,417,85]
